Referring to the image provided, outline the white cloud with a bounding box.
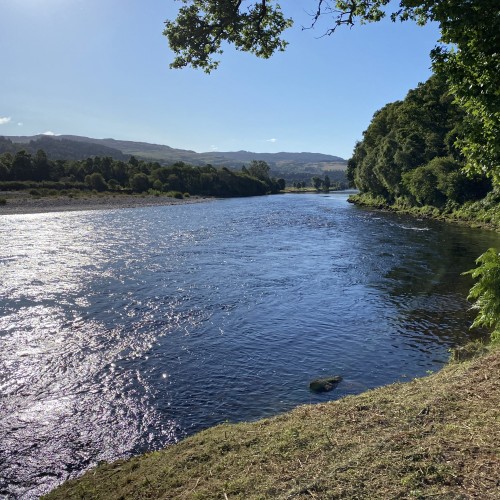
[0,116,11,125]
[18,122,23,127]
[42,131,58,136]
[210,145,218,151]
[266,138,277,143]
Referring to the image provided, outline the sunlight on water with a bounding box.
[1,195,499,498]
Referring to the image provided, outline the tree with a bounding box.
[10,150,33,181]
[164,1,499,183]
[0,161,9,181]
[85,172,108,192]
[130,172,151,193]
[464,248,500,344]
[247,160,271,181]
[312,176,323,191]
[33,149,52,181]
[164,0,292,72]
[348,75,477,203]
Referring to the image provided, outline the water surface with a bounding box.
[1,193,499,498]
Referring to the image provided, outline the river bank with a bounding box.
[45,346,500,499]
[0,191,212,216]
[348,192,500,232]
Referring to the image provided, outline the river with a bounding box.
[1,193,499,498]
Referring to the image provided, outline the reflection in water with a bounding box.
[1,195,499,498]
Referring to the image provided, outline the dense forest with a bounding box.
[347,74,495,209]
[0,145,287,197]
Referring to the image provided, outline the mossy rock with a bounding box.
[309,375,342,393]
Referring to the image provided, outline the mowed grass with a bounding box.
[45,349,500,499]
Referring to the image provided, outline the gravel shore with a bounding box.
[0,192,212,216]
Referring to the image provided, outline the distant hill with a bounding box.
[2,134,347,175]
[1,135,128,161]
[199,150,344,164]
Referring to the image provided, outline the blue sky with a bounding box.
[0,0,441,159]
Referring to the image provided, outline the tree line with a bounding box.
[347,74,493,208]
[0,147,286,198]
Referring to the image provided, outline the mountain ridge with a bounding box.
[2,134,347,171]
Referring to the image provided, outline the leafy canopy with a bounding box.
[164,0,499,183]
[164,1,292,73]
[464,248,500,344]
[347,74,491,206]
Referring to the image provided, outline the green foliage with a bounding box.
[464,248,500,343]
[400,156,486,207]
[0,147,293,199]
[151,179,163,192]
[166,191,184,199]
[429,0,500,184]
[0,161,10,181]
[312,176,323,191]
[350,75,491,207]
[165,0,499,183]
[129,173,150,193]
[402,162,445,207]
[85,172,108,192]
[247,160,270,181]
[164,0,292,73]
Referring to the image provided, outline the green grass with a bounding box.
[45,347,500,499]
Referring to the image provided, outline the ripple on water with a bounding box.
[1,194,499,498]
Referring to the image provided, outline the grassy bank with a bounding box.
[349,192,500,232]
[45,347,499,499]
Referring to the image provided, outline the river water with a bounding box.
[1,193,499,498]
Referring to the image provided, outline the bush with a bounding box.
[464,248,500,343]
[0,198,6,205]
[152,179,163,192]
[85,173,108,192]
[130,173,150,193]
[166,191,183,199]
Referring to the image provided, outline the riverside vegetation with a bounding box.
[0,146,285,198]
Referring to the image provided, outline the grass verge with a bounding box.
[45,347,499,499]
[349,192,500,232]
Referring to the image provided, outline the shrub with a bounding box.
[464,248,500,343]
[152,179,163,192]
[166,191,183,199]
[85,173,108,192]
[130,173,150,193]
[0,198,6,205]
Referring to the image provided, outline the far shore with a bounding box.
[0,192,213,216]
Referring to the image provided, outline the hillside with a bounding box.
[2,134,346,171]
[0,135,128,161]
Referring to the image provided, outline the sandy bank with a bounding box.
[0,192,212,216]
